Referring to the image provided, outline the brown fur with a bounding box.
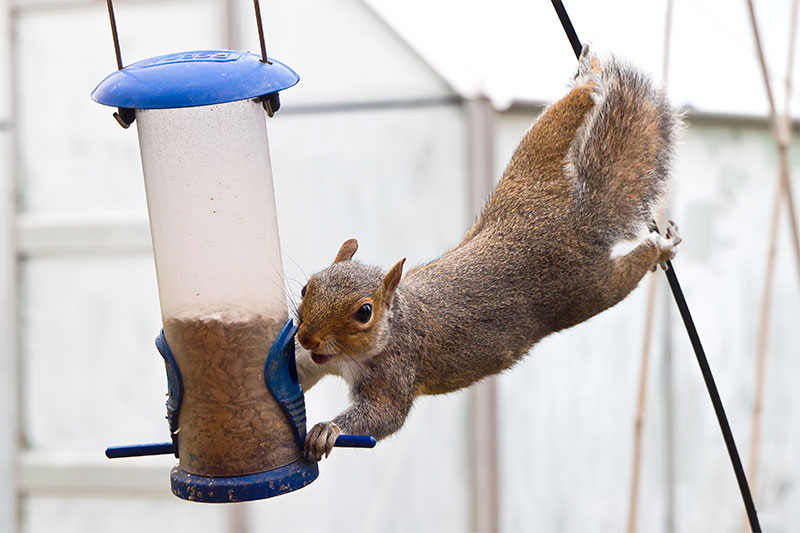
[297,46,682,460]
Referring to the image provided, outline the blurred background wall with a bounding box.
[1,0,799,532]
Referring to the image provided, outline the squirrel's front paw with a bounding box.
[304,421,341,461]
[648,220,682,271]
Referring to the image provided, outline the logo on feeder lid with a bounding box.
[137,51,244,68]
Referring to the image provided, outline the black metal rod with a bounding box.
[106,0,124,70]
[551,0,583,59]
[253,0,272,64]
[664,263,761,531]
[549,2,761,531]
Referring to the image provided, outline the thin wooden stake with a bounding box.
[743,1,800,531]
[626,268,659,533]
[745,0,800,281]
[746,180,781,526]
[626,2,674,531]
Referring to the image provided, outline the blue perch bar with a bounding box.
[106,435,376,459]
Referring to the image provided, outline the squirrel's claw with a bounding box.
[649,220,682,271]
[304,421,341,461]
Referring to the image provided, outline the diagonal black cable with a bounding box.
[549,1,761,531]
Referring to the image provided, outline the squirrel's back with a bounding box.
[401,46,681,391]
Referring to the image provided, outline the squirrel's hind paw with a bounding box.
[648,220,682,271]
[304,421,341,461]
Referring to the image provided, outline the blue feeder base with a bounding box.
[170,458,319,503]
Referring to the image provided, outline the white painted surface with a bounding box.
[1,0,16,530]
[16,213,151,257]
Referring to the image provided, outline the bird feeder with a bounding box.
[94,1,374,503]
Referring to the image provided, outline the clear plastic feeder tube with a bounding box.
[138,98,286,321]
[137,98,298,476]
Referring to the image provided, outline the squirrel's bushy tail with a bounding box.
[568,46,680,244]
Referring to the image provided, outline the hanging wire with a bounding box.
[106,0,124,70]
[548,1,761,531]
[253,0,272,64]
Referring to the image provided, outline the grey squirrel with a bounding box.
[294,45,682,460]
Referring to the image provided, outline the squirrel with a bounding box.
[294,45,682,461]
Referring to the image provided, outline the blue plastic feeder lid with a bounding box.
[91,50,299,109]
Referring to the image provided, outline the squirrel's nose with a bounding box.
[297,326,321,351]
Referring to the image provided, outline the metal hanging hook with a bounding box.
[105,0,135,128]
[253,0,273,65]
[106,0,124,70]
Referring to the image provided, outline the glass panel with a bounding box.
[20,256,165,452]
[14,1,224,216]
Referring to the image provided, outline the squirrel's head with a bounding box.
[296,239,405,366]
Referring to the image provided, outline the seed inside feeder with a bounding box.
[164,309,297,476]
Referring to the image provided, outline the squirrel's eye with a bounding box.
[354,303,372,324]
[301,284,307,298]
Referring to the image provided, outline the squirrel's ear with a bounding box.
[334,239,358,263]
[383,258,406,299]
